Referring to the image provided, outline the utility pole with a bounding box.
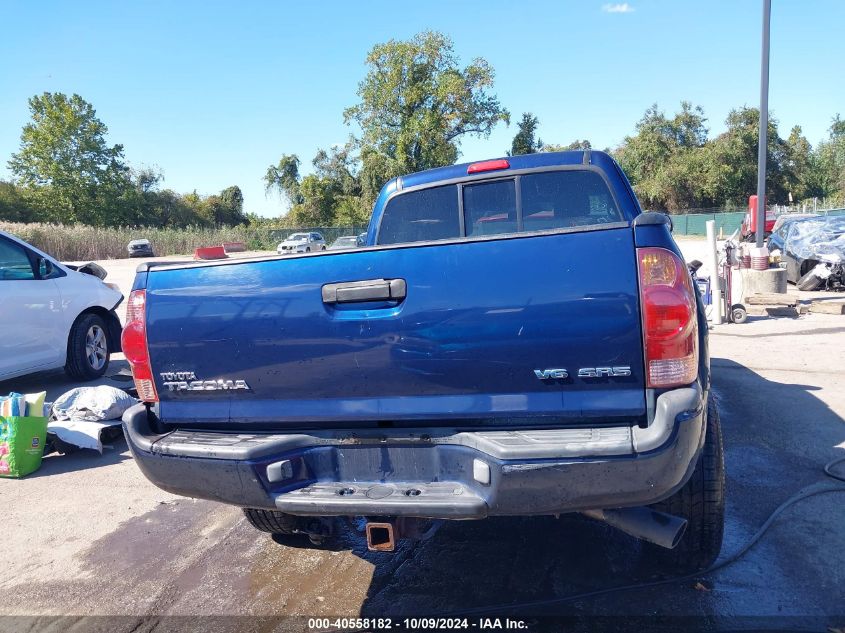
[755,0,772,248]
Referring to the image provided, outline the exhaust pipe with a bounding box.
[366,522,396,552]
[582,507,687,550]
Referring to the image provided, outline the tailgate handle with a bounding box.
[322,278,407,304]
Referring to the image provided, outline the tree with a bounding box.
[543,139,592,152]
[814,115,845,201]
[8,92,130,224]
[615,102,712,210]
[344,31,509,186]
[708,107,790,207]
[264,154,303,206]
[0,180,40,222]
[219,185,246,225]
[509,113,542,155]
[265,143,370,227]
[265,32,509,227]
[783,126,817,201]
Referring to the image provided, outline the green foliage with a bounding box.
[265,142,370,227]
[612,102,845,211]
[265,31,509,227]
[814,115,845,199]
[542,140,593,152]
[264,154,303,205]
[615,102,712,210]
[8,92,130,225]
[509,113,543,156]
[0,181,39,222]
[344,30,509,190]
[3,92,249,229]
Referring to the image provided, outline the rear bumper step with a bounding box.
[276,482,487,519]
[123,386,705,519]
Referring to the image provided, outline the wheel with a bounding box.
[65,313,110,380]
[731,304,748,324]
[321,245,327,251]
[648,397,725,573]
[243,508,300,535]
[305,247,311,252]
[797,270,823,291]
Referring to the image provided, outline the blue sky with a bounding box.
[1,0,842,217]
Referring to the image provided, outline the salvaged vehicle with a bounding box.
[769,213,817,239]
[773,215,845,291]
[0,230,123,382]
[767,215,815,258]
[122,151,723,572]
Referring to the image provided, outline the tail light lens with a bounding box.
[121,290,158,402]
[467,159,510,174]
[637,247,698,389]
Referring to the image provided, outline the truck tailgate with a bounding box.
[146,227,645,428]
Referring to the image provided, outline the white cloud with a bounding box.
[602,3,635,13]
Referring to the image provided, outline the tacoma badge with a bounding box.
[160,371,251,392]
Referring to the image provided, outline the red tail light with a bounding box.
[637,247,698,389]
[467,159,510,174]
[121,290,158,402]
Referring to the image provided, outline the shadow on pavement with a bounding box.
[26,437,132,478]
[342,357,845,620]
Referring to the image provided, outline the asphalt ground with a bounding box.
[1,242,844,631]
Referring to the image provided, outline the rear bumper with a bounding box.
[123,386,706,519]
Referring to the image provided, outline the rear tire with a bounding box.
[65,313,111,380]
[648,397,725,573]
[797,270,824,291]
[243,508,299,535]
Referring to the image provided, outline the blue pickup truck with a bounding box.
[122,150,723,572]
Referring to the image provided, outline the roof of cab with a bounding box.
[395,150,613,190]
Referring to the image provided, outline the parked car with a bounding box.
[774,215,845,291]
[276,232,326,254]
[328,235,359,250]
[127,238,155,258]
[0,230,123,382]
[122,151,722,573]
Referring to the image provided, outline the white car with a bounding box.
[0,230,124,382]
[276,232,326,254]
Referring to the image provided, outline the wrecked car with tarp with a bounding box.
[773,215,845,291]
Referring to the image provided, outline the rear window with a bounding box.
[464,180,517,236]
[378,185,460,245]
[521,171,622,230]
[376,169,621,245]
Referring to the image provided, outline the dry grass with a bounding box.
[0,223,363,260]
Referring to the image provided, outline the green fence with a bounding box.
[670,208,845,236]
[671,212,746,236]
